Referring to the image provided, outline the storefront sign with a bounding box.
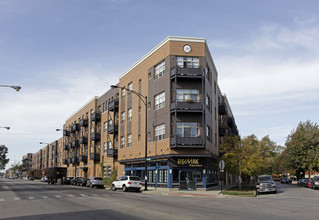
[177,158,202,167]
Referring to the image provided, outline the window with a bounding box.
[128,82,132,95]
[206,125,211,141]
[155,92,165,110]
[108,141,112,149]
[127,134,132,147]
[104,122,108,132]
[120,136,125,149]
[104,142,107,153]
[128,108,132,122]
[121,112,125,124]
[155,124,165,141]
[158,169,168,183]
[148,72,151,80]
[206,95,211,111]
[121,88,126,100]
[176,122,200,137]
[104,166,111,177]
[155,60,165,79]
[176,89,199,102]
[176,57,199,68]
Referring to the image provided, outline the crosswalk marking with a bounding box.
[14,197,20,200]
[42,196,49,199]
[55,195,62,198]
[29,197,34,200]
[80,194,88,197]
[67,194,75,197]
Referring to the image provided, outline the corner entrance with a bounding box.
[179,169,196,190]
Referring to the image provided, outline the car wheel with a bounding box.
[111,185,116,191]
[122,185,127,192]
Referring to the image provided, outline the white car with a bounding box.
[111,176,142,192]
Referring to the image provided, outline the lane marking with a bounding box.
[42,196,49,199]
[55,195,62,198]
[80,194,88,197]
[14,197,20,200]
[29,197,34,200]
[67,194,75,197]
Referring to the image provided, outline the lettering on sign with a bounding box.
[177,159,202,167]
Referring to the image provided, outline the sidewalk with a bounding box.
[141,184,238,198]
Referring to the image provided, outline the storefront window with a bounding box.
[158,169,168,183]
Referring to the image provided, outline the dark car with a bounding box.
[65,177,74,185]
[311,176,319,190]
[281,177,291,184]
[256,175,277,194]
[77,178,88,187]
[299,178,310,187]
[71,177,80,185]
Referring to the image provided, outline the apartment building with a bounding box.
[21,153,32,179]
[31,36,238,190]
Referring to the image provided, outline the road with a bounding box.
[1,178,319,220]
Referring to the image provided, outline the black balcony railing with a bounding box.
[108,125,118,134]
[107,148,118,157]
[171,67,204,78]
[170,136,204,149]
[91,112,101,122]
[62,159,68,165]
[90,133,101,141]
[63,145,68,151]
[90,153,100,162]
[72,140,79,148]
[108,99,119,111]
[72,123,80,133]
[63,130,70,137]
[80,119,88,127]
[78,155,87,163]
[71,157,77,164]
[79,137,88,145]
[219,127,227,136]
[170,101,204,112]
[227,117,234,127]
[68,142,72,149]
[218,103,227,115]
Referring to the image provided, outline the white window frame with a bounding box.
[155,124,165,141]
[128,108,132,122]
[121,112,125,124]
[155,92,165,110]
[128,82,132,95]
[176,89,199,102]
[127,134,132,147]
[176,56,199,68]
[176,122,200,137]
[120,136,125,149]
[155,60,165,79]
[121,88,126,100]
[104,121,108,132]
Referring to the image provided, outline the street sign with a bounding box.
[219,160,225,170]
[146,158,152,162]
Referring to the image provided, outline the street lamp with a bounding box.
[0,85,21,91]
[110,84,148,191]
[0,127,10,130]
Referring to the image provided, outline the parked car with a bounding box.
[77,177,88,187]
[256,175,277,194]
[71,177,80,185]
[28,176,34,181]
[302,178,310,187]
[297,179,304,186]
[65,177,74,185]
[87,177,104,188]
[281,177,291,184]
[311,176,319,190]
[41,176,48,182]
[111,176,142,192]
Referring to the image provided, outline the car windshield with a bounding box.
[258,176,272,182]
[130,176,141,181]
[94,177,103,180]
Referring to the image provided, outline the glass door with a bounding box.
[179,169,196,190]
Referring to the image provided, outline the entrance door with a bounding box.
[179,170,196,190]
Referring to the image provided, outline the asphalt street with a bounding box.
[1,178,319,220]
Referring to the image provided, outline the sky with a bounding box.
[1,0,319,170]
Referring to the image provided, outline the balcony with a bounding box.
[62,159,68,165]
[78,155,87,163]
[90,153,100,162]
[108,99,119,111]
[171,67,204,79]
[63,130,70,137]
[227,117,234,127]
[170,101,204,112]
[170,136,204,149]
[71,157,77,164]
[68,142,73,149]
[219,127,228,136]
[80,119,88,127]
[108,125,118,134]
[72,140,79,148]
[67,158,72,164]
[90,132,101,141]
[79,137,88,145]
[72,123,80,133]
[63,145,68,151]
[107,148,118,157]
[218,103,227,115]
[91,112,101,122]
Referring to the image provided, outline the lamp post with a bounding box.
[0,85,21,91]
[110,85,148,191]
[1,127,10,130]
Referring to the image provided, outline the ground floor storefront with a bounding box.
[123,156,219,190]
